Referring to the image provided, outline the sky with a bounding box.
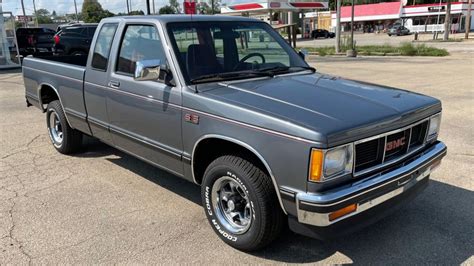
[1,0,171,16]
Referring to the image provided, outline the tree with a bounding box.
[65,12,83,22]
[82,0,114,23]
[197,0,221,14]
[34,8,53,24]
[169,0,182,14]
[159,5,176,14]
[209,0,221,14]
[443,0,451,40]
[129,10,145,15]
[52,10,57,17]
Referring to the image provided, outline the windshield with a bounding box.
[167,21,309,84]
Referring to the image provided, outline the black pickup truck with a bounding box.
[53,24,98,55]
[16,27,55,56]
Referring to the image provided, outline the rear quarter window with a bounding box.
[91,23,118,71]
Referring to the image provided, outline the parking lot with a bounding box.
[298,32,474,53]
[1,46,473,263]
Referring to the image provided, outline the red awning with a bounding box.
[340,2,401,18]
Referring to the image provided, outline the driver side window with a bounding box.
[116,24,166,76]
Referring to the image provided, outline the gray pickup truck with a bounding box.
[23,15,447,251]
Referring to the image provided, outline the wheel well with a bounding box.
[193,138,269,185]
[40,85,59,110]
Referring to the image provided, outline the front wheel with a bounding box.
[201,155,284,251]
[46,100,83,154]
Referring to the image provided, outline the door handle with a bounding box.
[108,81,120,88]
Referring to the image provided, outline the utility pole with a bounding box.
[443,0,451,40]
[351,0,355,51]
[20,0,28,27]
[211,0,215,14]
[126,0,130,14]
[73,0,79,22]
[433,0,442,39]
[335,0,341,53]
[146,0,151,15]
[152,0,155,14]
[32,0,38,27]
[466,0,472,39]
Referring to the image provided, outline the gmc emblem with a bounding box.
[386,137,406,152]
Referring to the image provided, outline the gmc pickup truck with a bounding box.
[23,15,447,251]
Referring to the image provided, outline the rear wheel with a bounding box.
[46,100,83,154]
[201,155,284,251]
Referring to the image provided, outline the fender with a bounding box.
[192,134,288,215]
[37,82,73,128]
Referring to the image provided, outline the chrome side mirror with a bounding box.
[134,59,162,81]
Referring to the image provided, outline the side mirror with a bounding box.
[134,59,174,86]
[134,59,162,81]
[298,49,308,61]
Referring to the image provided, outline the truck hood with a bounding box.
[197,72,441,146]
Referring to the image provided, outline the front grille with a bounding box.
[355,120,429,174]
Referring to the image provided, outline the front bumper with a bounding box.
[295,141,446,228]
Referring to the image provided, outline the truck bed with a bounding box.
[23,55,90,134]
[31,55,88,67]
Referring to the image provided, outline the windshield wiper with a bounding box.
[190,70,274,84]
[257,66,316,75]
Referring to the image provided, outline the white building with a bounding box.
[330,1,474,33]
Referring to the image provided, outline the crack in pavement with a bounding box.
[451,153,474,157]
[1,134,44,159]
[3,186,33,265]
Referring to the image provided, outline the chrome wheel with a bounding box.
[212,176,252,234]
[48,110,63,146]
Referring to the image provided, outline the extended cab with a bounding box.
[23,16,446,251]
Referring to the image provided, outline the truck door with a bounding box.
[106,23,183,176]
[84,23,118,144]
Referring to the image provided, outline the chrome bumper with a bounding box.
[296,141,447,227]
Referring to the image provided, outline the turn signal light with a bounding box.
[309,149,323,182]
[328,204,357,221]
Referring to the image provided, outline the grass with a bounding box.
[300,42,449,57]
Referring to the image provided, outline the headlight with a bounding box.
[427,113,441,141]
[309,144,354,182]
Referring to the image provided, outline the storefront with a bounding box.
[302,11,332,37]
[331,2,402,33]
[329,1,474,33]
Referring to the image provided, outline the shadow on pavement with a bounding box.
[80,139,473,264]
[79,137,201,206]
[253,178,473,263]
[0,68,22,74]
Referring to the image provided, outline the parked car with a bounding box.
[311,29,335,39]
[15,27,55,56]
[23,15,446,251]
[388,25,410,36]
[53,24,98,55]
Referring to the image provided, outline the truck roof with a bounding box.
[101,15,262,23]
